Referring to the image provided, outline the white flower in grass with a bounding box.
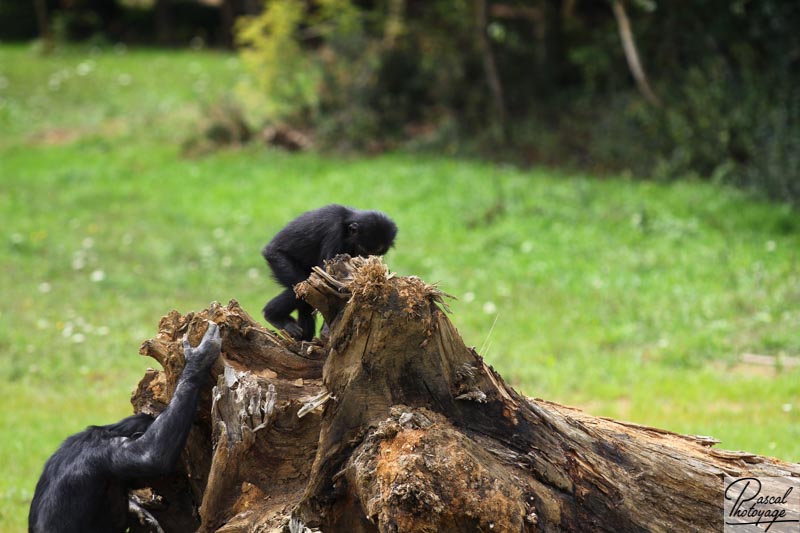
[248,268,260,280]
[482,301,497,314]
[38,282,52,293]
[90,270,105,282]
[76,61,94,77]
[463,291,476,303]
[497,284,511,297]
[590,277,605,289]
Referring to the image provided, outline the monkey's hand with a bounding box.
[183,321,221,372]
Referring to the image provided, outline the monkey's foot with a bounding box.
[129,494,165,533]
[267,318,304,340]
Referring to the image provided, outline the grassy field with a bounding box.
[1,43,799,530]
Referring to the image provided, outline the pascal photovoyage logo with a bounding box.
[724,476,800,532]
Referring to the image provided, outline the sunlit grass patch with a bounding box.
[0,43,245,146]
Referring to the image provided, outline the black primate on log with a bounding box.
[29,323,221,533]
[261,204,397,341]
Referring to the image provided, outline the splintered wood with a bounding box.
[131,257,799,533]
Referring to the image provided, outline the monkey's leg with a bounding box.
[263,289,303,339]
[265,251,307,288]
[296,301,316,342]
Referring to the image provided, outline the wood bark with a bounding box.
[155,0,173,46]
[33,0,52,48]
[131,256,798,532]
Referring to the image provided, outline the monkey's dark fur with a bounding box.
[262,204,397,340]
[28,323,222,533]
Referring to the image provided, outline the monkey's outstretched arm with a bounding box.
[109,322,221,479]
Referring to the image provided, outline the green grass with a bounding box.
[1,43,799,531]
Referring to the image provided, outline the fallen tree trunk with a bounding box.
[131,256,798,532]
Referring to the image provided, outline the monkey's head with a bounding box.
[347,210,398,257]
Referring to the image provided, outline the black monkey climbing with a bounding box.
[28,322,222,533]
[262,204,397,341]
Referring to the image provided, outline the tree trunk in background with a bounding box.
[131,256,799,532]
[538,0,565,95]
[220,0,237,49]
[611,0,661,106]
[33,0,51,47]
[242,0,262,16]
[474,0,508,142]
[155,0,173,46]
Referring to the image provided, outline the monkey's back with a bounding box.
[263,204,350,265]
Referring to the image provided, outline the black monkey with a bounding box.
[28,322,222,533]
[262,204,398,341]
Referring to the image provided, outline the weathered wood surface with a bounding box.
[132,301,326,532]
[131,256,799,532]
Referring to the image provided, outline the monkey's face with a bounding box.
[357,226,396,256]
[354,239,391,256]
[347,211,397,257]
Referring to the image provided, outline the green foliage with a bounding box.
[640,60,800,205]
[230,1,799,204]
[233,0,479,149]
[307,0,382,148]
[235,1,322,124]
[741,87,800,203]
[604,2,799,205]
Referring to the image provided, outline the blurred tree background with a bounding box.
[5,0,798,204]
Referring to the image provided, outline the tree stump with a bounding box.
[131,256,799,532]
